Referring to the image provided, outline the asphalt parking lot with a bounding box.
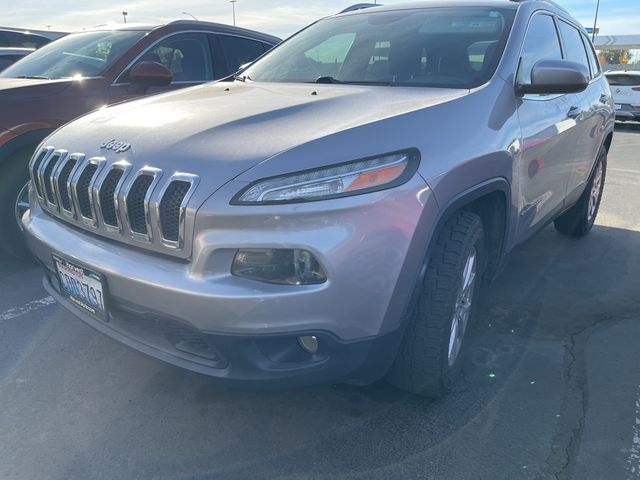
[0,125,639,480]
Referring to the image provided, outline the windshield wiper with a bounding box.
[233,74,251,82]
[15,75,50,80]
[315,76,393,86]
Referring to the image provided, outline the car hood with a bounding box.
[0,77,72,102]
[45,81,468,194]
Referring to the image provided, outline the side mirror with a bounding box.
[129,61,172,87]
[516,59,589,96]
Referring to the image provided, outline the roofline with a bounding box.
[165,20,281,43]
[67,20,281,44]
[0,26,67,39]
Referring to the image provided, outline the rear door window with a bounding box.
[0,31,49,49]
[518,14,562,85]
[217,35,268,73]
[580,32,601,78]
[557,20,590,78]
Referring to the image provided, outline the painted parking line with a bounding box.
[0,297,56,322]
[630,385,640,479]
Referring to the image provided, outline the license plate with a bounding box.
[615,104,622,110]
[53,254,107,319]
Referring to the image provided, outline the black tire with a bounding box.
[554,146,607,237]
[0,146,35,259]
[386,211,484,398]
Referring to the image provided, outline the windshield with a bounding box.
[0,30,146,79]
[243,7,515,88]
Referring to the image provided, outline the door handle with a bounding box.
[567,106,581,119]
[600,93,610,103]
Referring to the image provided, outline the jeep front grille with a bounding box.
[99,169,124,227]
[57,157,77,213]
[30,148,199,252]
[76,162,99,219]
[159,174,199,246]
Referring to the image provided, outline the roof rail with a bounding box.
[509,0,569,14]
[340,3,381,14]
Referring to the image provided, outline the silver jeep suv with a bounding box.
[23,0,615,397]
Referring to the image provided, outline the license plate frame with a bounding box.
[53,253,109,321]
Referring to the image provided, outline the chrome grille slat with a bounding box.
[157,173,200,249]
[38,151,65,209]
[30,147,54,200]
[96,160,131,233]
[124,168,163,243]
[70,157,106,227]
[36,148,195,253]
[56,155,79,216]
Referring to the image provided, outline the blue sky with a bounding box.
[4,0,640,38]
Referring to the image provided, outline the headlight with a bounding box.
[232,149,420,204]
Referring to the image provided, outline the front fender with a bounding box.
[0,128,55,165]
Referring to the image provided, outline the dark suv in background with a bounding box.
[0,20,280,258]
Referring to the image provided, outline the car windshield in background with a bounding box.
[243,7,515,88]
[0,30,146,79]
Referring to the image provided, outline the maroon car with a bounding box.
[0,21,280,258]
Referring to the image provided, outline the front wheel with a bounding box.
[0,148,34,259]
[554,145,607,237]
[386,211,484,398]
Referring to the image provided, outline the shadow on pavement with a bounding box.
[1,224,639,479]
[32,224,639,479]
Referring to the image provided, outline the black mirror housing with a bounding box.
[516,59,589,96]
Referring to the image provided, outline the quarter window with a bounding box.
[518,14,562,85]
[558,20,590,77]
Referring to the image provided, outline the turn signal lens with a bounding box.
[231,248,326,285]
[234,150,419,204]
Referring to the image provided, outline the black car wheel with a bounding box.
[0,147,35,259]
[386,211,484,398]
[554,145,607,237]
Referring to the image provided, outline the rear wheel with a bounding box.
[0,147,35,259]
[386,211,484,398]
[554,146,607,237]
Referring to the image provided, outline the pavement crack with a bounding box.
[544,307,640,480]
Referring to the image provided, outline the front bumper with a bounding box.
[24,175,437,385]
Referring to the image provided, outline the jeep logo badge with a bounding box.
[100,139,131,153]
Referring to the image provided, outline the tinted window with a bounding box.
[606,74,640,86]
[261,42,275,53]
[518,14,562,84]
[244,7,516,88]
[558,20,590,75]
[0,30,146,79]
[218,35,267,73]
[0,31,49,49]
[581,33,601,78]
[126,33,213,83]
[0,57,15,71]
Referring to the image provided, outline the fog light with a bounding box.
[298,335,319,354]
[231,248,326,285]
